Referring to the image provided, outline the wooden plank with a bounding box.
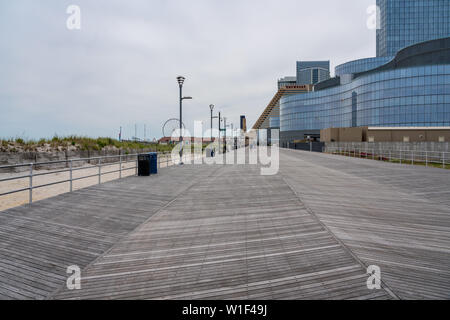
[55,164,385,300]
[0,165,218,299]
[280,149,450,299]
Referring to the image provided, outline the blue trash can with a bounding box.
[149,152,158,174]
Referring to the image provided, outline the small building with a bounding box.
[240,116,247,132]
[296,61,330,85]
[158,137,216,145]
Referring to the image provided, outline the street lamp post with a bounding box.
[209,104,218,156]
[209,104,215,143]
[223,117,227,153]
[218,112,222,154]
[177,76,192,165]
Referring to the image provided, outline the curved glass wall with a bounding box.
[280,64,450,132]
[377,0,450,57]
[269,116,280,128]
[335,57,393,76]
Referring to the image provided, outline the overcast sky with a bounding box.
[0,0,376,141]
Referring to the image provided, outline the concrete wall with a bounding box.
[340,127,366,142]
[325,141,450,153]
[320,127,368,142]
[320,128,339,143]
[369,129,450,143]
[322,127,450,143]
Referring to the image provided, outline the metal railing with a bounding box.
[0,152,180,205]
[0,150,209,206]
[325,147,450,169]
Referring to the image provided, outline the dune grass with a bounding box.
[0,135,175,152]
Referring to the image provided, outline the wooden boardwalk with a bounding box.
[0,165,218,299]
[280,149,450,300]
[55,164,390,300]
[1,149,448,299]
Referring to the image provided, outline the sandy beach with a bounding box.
[0,154,178,212]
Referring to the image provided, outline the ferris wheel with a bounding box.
[162,118,186,138]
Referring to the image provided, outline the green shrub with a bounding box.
[1,134,176,153]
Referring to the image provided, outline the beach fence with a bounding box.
[325,146,450,169]
[0,151,190,206]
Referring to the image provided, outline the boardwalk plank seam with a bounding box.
[280,173,400,300]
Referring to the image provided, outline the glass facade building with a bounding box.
[281,64,450,134]
[269,116,280,128]
[377,0,450,57]
[280,36,450,144]
[280,36,450,143]
[335,57,393,77]
[296,61,330,85]
[273,0,450,144]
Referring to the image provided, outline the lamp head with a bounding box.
[177,76,186,86]
[209,104,214,111]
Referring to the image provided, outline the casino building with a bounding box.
[253,0,450,146]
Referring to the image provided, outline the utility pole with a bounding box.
[135,124,137,142]
[144,124,146,142]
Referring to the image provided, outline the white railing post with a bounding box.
[443,152,446,169]
[425,151,428,167]
[136,156,138,176]
[412,151,414,165]
[400,150,402,164]
[98,158,102,184]
[70,160,73,192]
[29,163,33,204]
[119,154,122,179]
